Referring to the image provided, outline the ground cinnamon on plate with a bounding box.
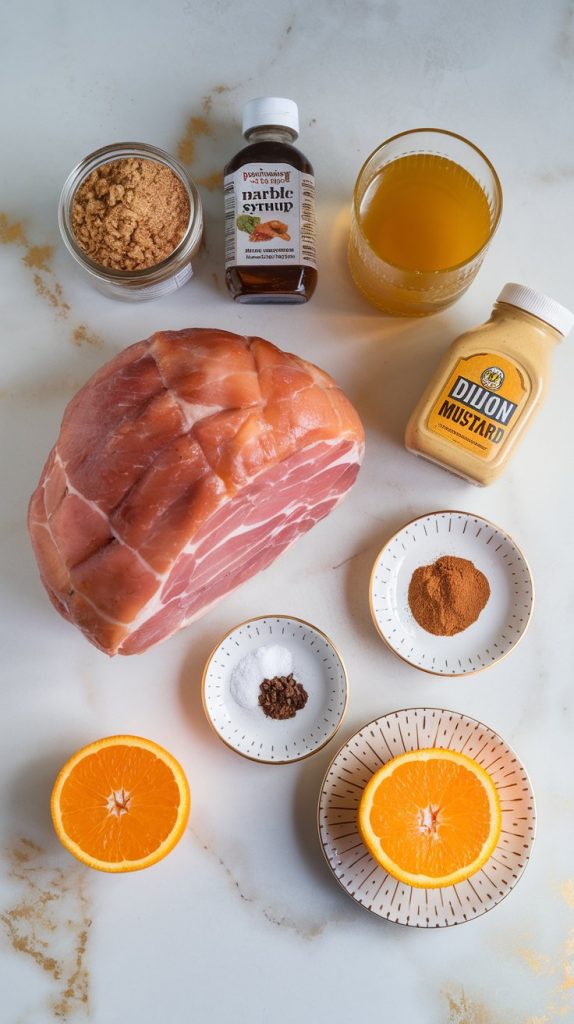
[408,555,490,636]
[71,158,190,271]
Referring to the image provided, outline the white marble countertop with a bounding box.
[1,2,574,1022]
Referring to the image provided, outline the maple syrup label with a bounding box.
[224,163,316,268]
[426,353,530,460]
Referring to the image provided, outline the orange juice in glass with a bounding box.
[348,129,502,317]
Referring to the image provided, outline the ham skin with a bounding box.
[28,329,365,655]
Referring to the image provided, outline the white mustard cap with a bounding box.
[242,97,299,138]
[497,283,574,337]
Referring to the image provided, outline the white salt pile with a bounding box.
[257,644,293,680]
[229,652,262,709]
[229,644,294,710]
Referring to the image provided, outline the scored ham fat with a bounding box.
[28,329,365,655]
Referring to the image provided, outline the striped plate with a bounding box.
[318,707,536,927]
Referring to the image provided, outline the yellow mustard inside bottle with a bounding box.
[405,283,573,485]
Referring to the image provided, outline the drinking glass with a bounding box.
[348,128,502,317]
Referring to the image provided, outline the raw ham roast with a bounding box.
[28,329,365,655]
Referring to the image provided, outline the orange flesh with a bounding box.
[58,745,181,863]
[369,758,492,877]
[360,154,491,272]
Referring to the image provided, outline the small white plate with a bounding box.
[202,616,348,764]
[369,510,534,676]
[318,708,536,927]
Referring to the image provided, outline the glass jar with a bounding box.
[58,142,203,302]
[348,128,502,317]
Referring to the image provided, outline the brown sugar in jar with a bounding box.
[408,555,490,636]
[59,142,203,301]
[71,157,190,271]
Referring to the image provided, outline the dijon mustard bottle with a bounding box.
[405,283,574,485]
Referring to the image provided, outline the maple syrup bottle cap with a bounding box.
[242,97,299,139]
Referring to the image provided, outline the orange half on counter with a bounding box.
[51,735,190,873]
[358,748,501,888]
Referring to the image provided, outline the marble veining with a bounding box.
[1,1,573,1022]
[190,827,327,941]
[0,838,91,1020]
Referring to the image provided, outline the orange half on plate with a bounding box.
[358,747,501,888]
[51,735,190,873]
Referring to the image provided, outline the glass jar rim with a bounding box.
[58,141,202,283]
[352,127,503,276]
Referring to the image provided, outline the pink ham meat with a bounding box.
[28,329,365,655]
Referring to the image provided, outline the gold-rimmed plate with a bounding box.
[202,616,348,764]
[318,708,536,927]
[369,510,534,676]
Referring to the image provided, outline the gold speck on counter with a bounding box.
[441,883,574,1022]
[443,988,503,1024]
[1,213,69,315]
[32,273,70,317]
[0,213,26,245]
[560,880,574,909]
[0,836,91,1019]
[0,210,102,342]
[514,943,555,976]
[201,83,231,118]
[72,324,104,348]
[23,244,54,272]
[177,114,212,165]
[196,170,224,191]
[175,85,230,192]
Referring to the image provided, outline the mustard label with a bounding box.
[427,353,530,460]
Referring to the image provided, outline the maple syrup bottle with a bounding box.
[224,97,317,303]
